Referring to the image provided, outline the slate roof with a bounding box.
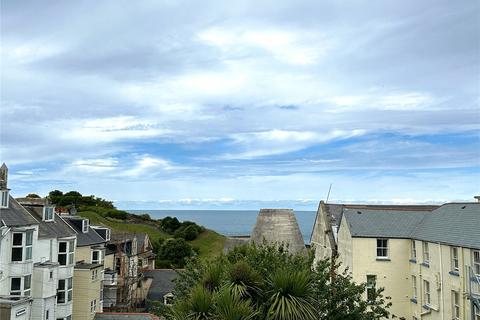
[0,196,39,227]
[22,205,76,239]
[343,208,428,239]
[325,203,437,227]
[412,203,480,249]
[342,202,480,249]
[144,269,177,301]
[63,217,106,246]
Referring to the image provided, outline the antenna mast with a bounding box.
[326,183,332,203]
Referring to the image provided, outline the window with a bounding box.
[423,280,430,305]
[376,239,388,258]
[82,219,89,233]
[10,275,31,296]
[422,242,430,265]
[58,241,75,266]
[92,250,103,264]
[43,207,54,221]
[68,240,75,265]
[49,271,53,279]
[1,190,8,207]
[451,290,460,320]
[451,247,459,272]
[11,233,23,261]
[411,240,417,260]
[10,277,21,295]
[473,250,480,276]
[90,299,97,313]
[366,275,376,302]
[105,229,111,241]
[91,269,98,281]
[57,277,73,304]
[475,305,480,320]
[26,230,33,260]
[24,275,31,296]
[45,309,49,320]
[412,275,417,300]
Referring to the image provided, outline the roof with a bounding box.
[325,203,438,227]
[342,202,480,249]
[94,313,159,320]
[22,205,76,239]
[75,262,102,270]
[63,217,106,246]
[144,269,177,301]
[412,203,480,249]
[0,196,39,227]
[343,208,428,239]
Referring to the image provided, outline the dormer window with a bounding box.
[43,207,54,221]
[105,229,111,241]
[82,219,89,233]
[0,190,9,208]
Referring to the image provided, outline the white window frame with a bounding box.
[90,299,97,313]
[451,290,460,320]
[0,190,9,208]
[475,305,480,320]
[411,240,417,260]
[43,207,54,221]
[57,277,73,304]
[82,219,89,233]
[11,232,23,262]
[91,250,103,264]
[366,275,376,302]
[105,229,111,241]
[423,280,430,306]
[91,269,98,281]
[58,240,75,266]
[376,238,388,258]
[473,250,480,276]
[412,275,417,300]
[10,275,31,296]
[25,230,33,260]
[451,247,459,272]
[422,242,430,264]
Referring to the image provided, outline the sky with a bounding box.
[1,0,479,210]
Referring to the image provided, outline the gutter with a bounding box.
[438,242,444,320]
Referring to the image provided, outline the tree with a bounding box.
[157,238,194,268]
[168,243,391,320]
[26,193,41,198]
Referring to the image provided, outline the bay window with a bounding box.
[57,277,73,304]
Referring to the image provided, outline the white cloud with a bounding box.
[198,27,327,65]
[222,129,365,159]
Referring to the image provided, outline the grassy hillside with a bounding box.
[77,209,226,260]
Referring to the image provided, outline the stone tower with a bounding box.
[0,163,8,189]
[251,209,306,255]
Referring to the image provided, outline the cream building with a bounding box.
[62,217,110,320]
[325,202,480,319]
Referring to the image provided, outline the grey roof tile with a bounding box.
[0,196,39,227]
[144,269,177,301]
[22,206,76,239]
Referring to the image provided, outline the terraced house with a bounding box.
[0,164,77,320]
[311,199,480,319]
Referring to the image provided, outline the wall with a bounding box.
[72,266,103,320]
[311,203,335,265]
[351,237,411,319]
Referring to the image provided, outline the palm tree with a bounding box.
[265,269,317,320]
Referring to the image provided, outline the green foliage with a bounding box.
[157,238,194,268]
[48,189,114,208]
[139,213,152,220]
[175,224,200,241]
[26,193,41,198]
[168,243,391,320]
[161,216,182,233]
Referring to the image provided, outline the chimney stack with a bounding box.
[474,196,480,203]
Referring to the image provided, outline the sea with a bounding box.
[128,210,317,243]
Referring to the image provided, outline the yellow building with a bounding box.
[331,203,480,319]
[63,217,109,320]
[72,263,103,320]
